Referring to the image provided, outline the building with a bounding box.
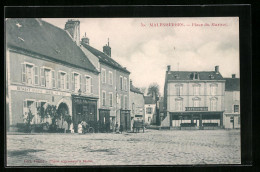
[223,74,240,129]
[80,36,131,132]
[129,80,145,130]
[161,65,225,129]
[144,96,157,125]
[158,97,164,125]
[6,18,100,132]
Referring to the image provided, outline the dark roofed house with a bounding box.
[162,65,226,129]
[6,18,99,132]
[80,35,131,132]
[144,96,157,125]
[223,74,240,129]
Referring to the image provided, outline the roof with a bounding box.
[224,78,240,91]
[130,82,143,94]
[144,96,156,104]
[166,71,224,81]
[81,43,130,74]
[6,18,98,73]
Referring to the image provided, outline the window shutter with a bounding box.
[52,70,56,88]
[57,72,61,89]
[40,68,45,86]
[22,63,26,83]
[80,75,83,91]
[83,76,86,93]
[71,73,75,91]
[90,77,93,93]
[34,66,39,85]
[66,73,70,90]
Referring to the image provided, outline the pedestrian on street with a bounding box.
[119,125,123,134]
[78,121,82,134]
[115,122,119,134]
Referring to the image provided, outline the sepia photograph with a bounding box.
[5,16,241,166]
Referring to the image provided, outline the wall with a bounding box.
[144,104,156,124]
[7,49,99,129]
[167,81,225,112]
[129,91,144,118]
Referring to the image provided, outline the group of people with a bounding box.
[77,120,89,134]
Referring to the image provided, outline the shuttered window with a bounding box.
[57,72,61,89]
[66,73,70,90]
[40,68,45,86]
[34,66,39,85]
[52,70,56,88]
[22,63,26,83]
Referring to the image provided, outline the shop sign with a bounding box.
[185,107,208,111]
[10,85,70,96]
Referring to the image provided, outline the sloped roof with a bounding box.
[130,82,143,94]
[6,18,98,73]
[81,43,130,74]
[144,96,156,104]
[224,78,240,91]
[167,71,224,81]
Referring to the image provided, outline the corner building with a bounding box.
[162,65,225,129]
[6,19,99,132]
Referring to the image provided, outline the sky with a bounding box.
[43,17,239,95]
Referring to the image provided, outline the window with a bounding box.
[34,66,39,85]
[238,116,240,124]
[22,64,33,85]
[176,85,183,96]
[45,69,51,88]
[85,76,92,93]
[210,98,217,111]
[108,71,113,85]
[60,72,66,90]
[146,107,152,114]
[210,84,217,95]
[193,100,200,107]
[102,91,106,106]
[124,77,127,91]
[124,95,128,109]
[120,76,123,90]
[74,73,80,92]
[234,105,239,113]
[101,68,106,84]
[109,93,113,107]
[193,85,200,96]
[176,100,183,111]
[52,71,56,88]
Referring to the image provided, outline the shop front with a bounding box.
[72,95,98,132]
[170,107,224,129]
[120,109,131,131]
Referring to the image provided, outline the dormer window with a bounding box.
[194,72,199,80]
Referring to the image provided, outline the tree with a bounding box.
[147,83,160,99]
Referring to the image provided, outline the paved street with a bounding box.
[6,129,240,166]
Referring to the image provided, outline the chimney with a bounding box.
[65,19,80,46]
[103,38,111,57]
[130,79,133,86]
[167,65,171,74]
[232,74,236,78]
[215,65,219,74]
[81,32,89,45]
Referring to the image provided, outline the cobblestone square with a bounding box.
[6,129,240,166]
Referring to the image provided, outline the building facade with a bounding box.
[129,80,145,130]
[162,65,225,129]
[144,96,157,125]
[223,74,240,129]
[6,18,99,132]
[80,37,131,132]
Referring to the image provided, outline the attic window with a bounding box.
[209,75,214,79]
[194,73,198,79]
